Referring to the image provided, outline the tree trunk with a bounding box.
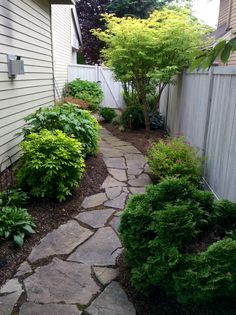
[140,92,150,134]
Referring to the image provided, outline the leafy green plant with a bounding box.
[0,189,29,207]
[99,107,116,122]
[119,177,236,304]
[64,79,103,110]
[120,105,145,129]
[0,206,35,246]
[16,129,85,202]
[148,137,203,185]
[22,103,100,156]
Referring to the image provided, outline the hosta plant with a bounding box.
[0,189,29,207]
[17,129,85,202]
[99,107,116,122]
[0,206,35,246]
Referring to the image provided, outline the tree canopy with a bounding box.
[94,8,209,130]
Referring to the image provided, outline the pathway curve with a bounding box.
[0,127,152,315]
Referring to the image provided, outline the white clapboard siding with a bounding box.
[0,0,54,171]
[51,4,72,99]
[160,66,236,202]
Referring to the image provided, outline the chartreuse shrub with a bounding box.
[119,177,236,304]
[16,129,85,202]
[0,207,35,246]
[64,79,103,110]
[148,137,202,185]
[99,107,116,122]
[22,103,100,156]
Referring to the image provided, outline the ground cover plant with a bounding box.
[17,129,85,202]
[119,177,236,304]
[148,137,202,185]
[22,103,100,156]
[64,79,103,110]
[99,107,116,122]
[0,188,29,207]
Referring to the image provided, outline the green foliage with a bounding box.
[0,206,35,246]
[16,129,85,202]
[191,37,236,70]
[99,107,117,122]
[120,105,145,129]
[22,103,100,156]
[119,178,236,303]
[148,137,202,185]
[94,8,208,130]
[64,79,103,110]
[0,189,29,207]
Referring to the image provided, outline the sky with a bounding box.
[192,0,220,27]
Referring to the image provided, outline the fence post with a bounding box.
[203,67,214,177]
[95,64,99,82]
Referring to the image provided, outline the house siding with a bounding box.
[0,0,54,170]
[218,0,229,27]
[51,4,72,99]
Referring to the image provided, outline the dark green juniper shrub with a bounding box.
[119,177,236,304]
[148,137,203,185]
[64,79,103,110]
[120,105,145,129]
[99,107,117,122]
[0,206,35,246]
[0,188,29,207]
[16,129,85,202]
[21,103,100,156]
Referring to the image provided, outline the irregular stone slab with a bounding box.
[93,267,119,285]
[0,291,22,315]
[128,174,152,187]
[104,192,128,210]
[24,258,100,305]
[110,216,121,233]
[101,176,126,189]
[68,227,121,266]
[118,146,141,154]
[15,261,32,277]
[28,220,93,263]
[122,187,129,193]
[106,187,122,199]
[144,163,151,173]
[125,154,146,170]
[75,209,115,228]
[100,147,123,158]
[129,187,146,195]
[103,157,126,170]
[19,303,81,315]
[127,168,143,176]
[112,140,131,147]
[85,281,136,315]
[82,193,107,209]
[108,169,127,182]
[0,279,22,294]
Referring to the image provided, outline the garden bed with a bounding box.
[0,153,108,286]
[102,122,166,155]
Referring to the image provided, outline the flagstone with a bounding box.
[82,193,108,209]
[106,187,122,199]
[19,303,81,315]
[108,168,127,182]
[75,209,115,228]
[101,176,126,189]
[93,267,119,285]
[104,192,128,210]
[128,174,152,187]
[103,157,126,169]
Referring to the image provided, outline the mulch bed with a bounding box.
[0,153,108,287]
[102,122,166,155]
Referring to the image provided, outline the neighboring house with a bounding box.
[213,0,236,65]
[0,0,74,171]
[52,3,82,99]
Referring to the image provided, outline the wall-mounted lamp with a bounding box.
[7,55,24,79]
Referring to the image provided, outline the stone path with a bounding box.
[0,127,151,315]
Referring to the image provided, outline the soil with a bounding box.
[102,122,166,155]
[0,153,108,287]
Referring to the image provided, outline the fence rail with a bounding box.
[160,66,236,202]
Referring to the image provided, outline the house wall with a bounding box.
[0,0,54,171]
[218,0,229,26]
[51,4,73,100]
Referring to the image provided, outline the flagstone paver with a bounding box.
[19,303,82,315]
[75,209,115,228]
[28,220,93,263]
[85,281,136,315]
[67,227,121,266]
[1,127,153,315]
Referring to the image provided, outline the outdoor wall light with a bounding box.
[7,55,24,79]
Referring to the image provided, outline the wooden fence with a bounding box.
[160,66,236,202]
[68,64,124,108]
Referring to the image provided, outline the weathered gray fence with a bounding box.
[160,66,236,202]
[68,64,124,108]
